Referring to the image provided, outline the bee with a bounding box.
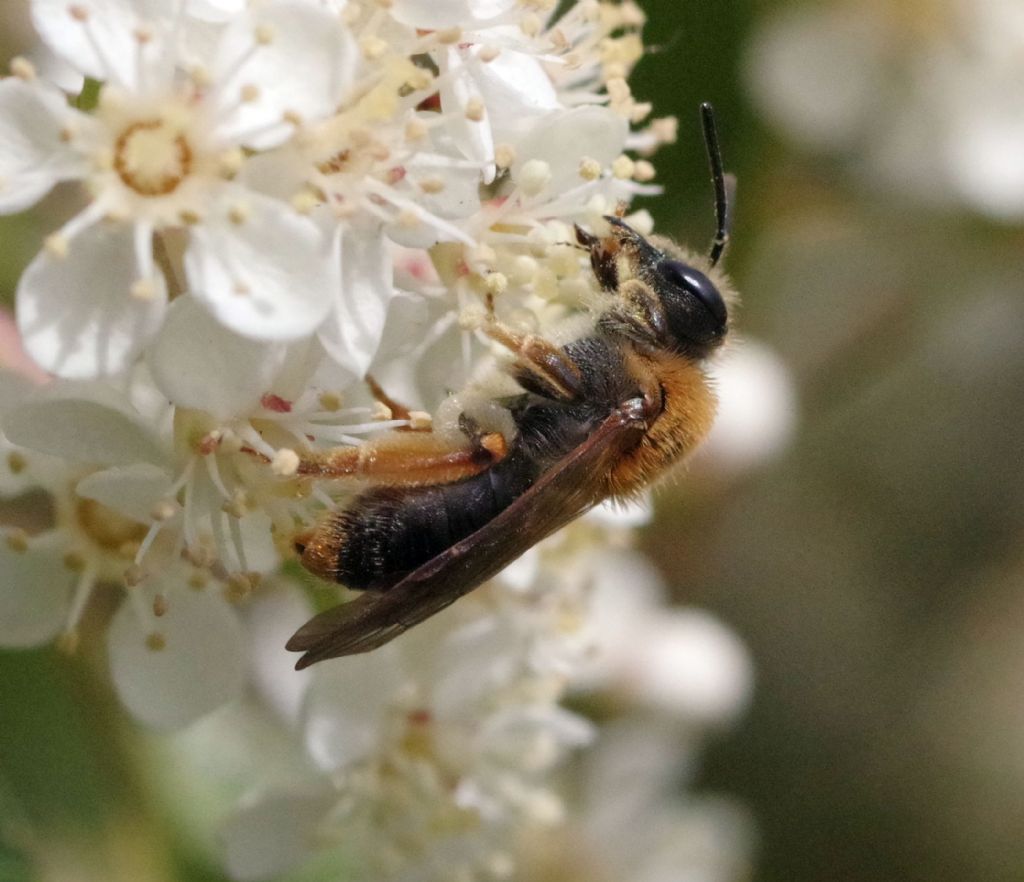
[286,103,736,668]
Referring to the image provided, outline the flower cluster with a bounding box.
[746,0,1024,220]
[0,0,763,879]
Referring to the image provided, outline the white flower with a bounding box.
[222,588,594,881]
[4,1,356,376]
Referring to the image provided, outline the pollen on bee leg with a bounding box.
[408,411,433,431]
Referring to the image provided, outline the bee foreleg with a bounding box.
[598,278,671,348]
[295,431,507,485]
[575,222,619,292]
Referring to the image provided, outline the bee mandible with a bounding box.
[286,103,736,668]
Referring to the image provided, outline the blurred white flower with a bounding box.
[223,601,594,882]
[516,720,756,882]
[746,0,1024,220]
[699,339,796,475]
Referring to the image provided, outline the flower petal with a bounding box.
[107,586,247,729]
[30,0,169,89]
[0,79,90,213]
[463,45,559,145]
[220,787,336,882]
[3,383,167,466]
[0,532,75,647]
[76,463,173,522]
[390,0,514,29]
[512,106,629,194]
[317,227,394,375]
[187,193,335,341]
[302,646,406,770]
[439,48,494,176]
[17,222,167,378]
[213,2,358,149]
[148,296,287,420]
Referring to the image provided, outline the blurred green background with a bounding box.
[4,1,1024,881]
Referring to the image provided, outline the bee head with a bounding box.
[598,216,729,359]
[650,254,728,357]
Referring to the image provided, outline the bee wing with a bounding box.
[286,399,648,668]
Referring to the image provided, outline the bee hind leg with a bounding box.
[365,374,430,431]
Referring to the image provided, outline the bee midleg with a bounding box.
[295,430,507,486]
[481,303,583,402]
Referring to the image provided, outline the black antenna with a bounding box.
[700,102,732,267]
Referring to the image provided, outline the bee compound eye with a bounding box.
[657,259,727,326]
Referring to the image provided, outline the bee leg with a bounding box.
[365,375,430,432]
[598,278,671,348]
[295,430,507,485]
[480,307,584,402]
[574,223,619,292]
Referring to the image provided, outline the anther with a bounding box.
[6,452,27,474]
[254,23,275,45]
[44,234,70,259]
[63,550,87,572]
[612,155,635,179]
[578,157,602,181]
[152,593,168,617]
[495,144,516,169]
[271,449,300,477]
[5,529,29,553]
[124,564,146,587]
[9,57,37,80]
[131,278,157,300]
[240,83,260,103]
[464,98,485,123]
[145,632,166,651]
[519,159,551,196]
